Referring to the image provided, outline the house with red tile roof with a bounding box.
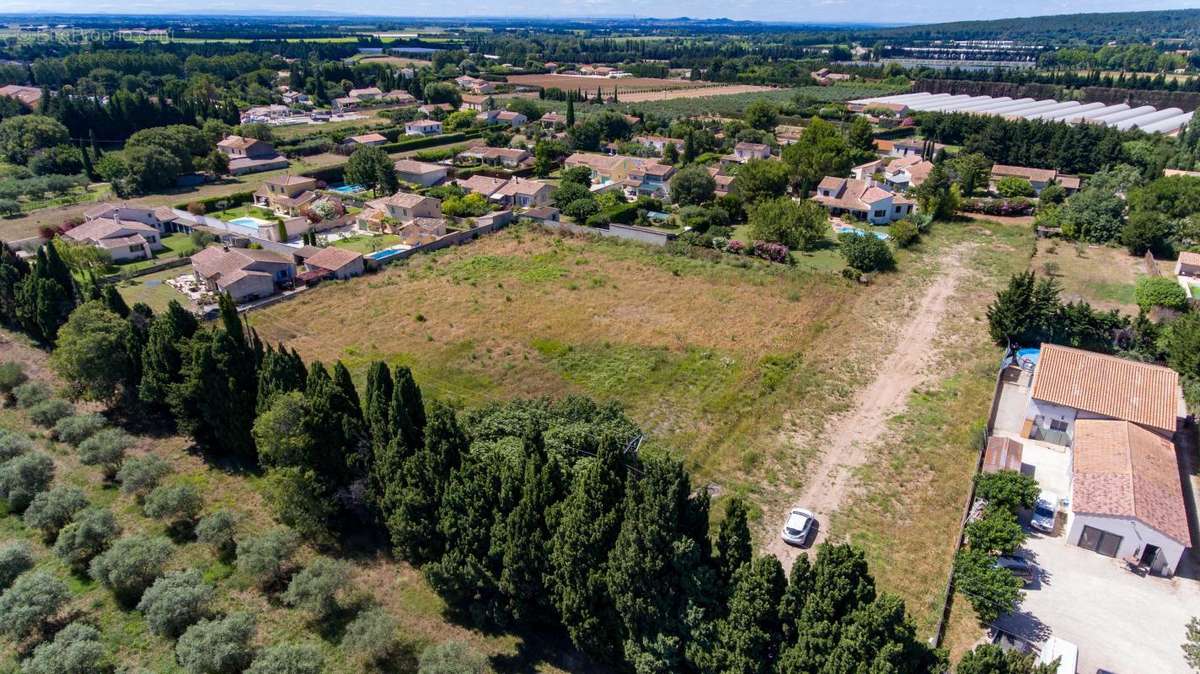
[811,177,914,224]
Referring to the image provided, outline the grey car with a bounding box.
[994,554,1037,585]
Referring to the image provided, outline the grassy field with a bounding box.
[333,234,403,253]
[1029,237,1172,313]
[115,268,193,314]
[110,234,195,274]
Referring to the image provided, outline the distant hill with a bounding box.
[874,9,1200,44]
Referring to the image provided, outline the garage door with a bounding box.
[1078,525,1123,557]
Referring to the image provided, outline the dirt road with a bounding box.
[766,245,972,570]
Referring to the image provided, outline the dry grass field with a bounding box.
[616,84,778,103]
[506,73,709,92]
[1029,237,1172,313]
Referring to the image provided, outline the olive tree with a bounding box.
[89,535,173,606]
[418,640,493,674]
[0,570,69,642]
[52,413,106,446]
[28,399,74,428]
[117,453,171,500]
[236,527,300,591]
[54,507,120,573]
[13,381,51,408]
[196,510,239,561]
[282,556,351,622]
[0,361,28,400]
[143,484,203,538]
[20,621,108,674]
[78,428,134,481]
[175,613,256,674]
[0,452,55,513]
[244,643,324,674]
[343,607,406,671]
[136,569,214,638]
[23,486,88,542]
[0,541,34,591]
[0,428,33,463]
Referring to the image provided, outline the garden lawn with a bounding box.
[1029,238,1167,313]
[110,234,195,273]
[115,268,192,314]
[332,234,403,254]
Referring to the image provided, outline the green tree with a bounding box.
[52,413,105,446]
[387,400,463,564]
[913,162,960,220]
[343,608,405,671]
[245,644,324,674]
[20,621,107,674]
[117,454,171,500]
[965,508,1027,555]
[1121,210,1172,256]
[78,428,132,481]
[0,541,34,591]
[196,510,238,561]
[947,153,992,197]
[283,557,350,623]
[140,300,200,415]
[986,272,1062,346]
[732,158,791,205]
[236,527,300,591]
[53,507,119,573]
[715,497,752,592]
[0,570,69,642]
[89,534,173,606]
[838,231,894,272]
[136,569,215,638]
[996,176,1036,198]
[749,197,828,251]
[418,640,493,674]
[669,165,716,206]
[974,470,1041,514]
[0,115,69,164]
[744,101,778,132]
[23,486,88,542]
[1135,275,1188,312]
[714,556,786,674]
[175,613,257,674]
[0,451,54,513]
[143,484,203,538]
[781,117,855,194]
[345,145,399,197]
[846,116,875,156]
[958,643,1055,674]
[1184,616,1200,672]
[953,548,1023,624]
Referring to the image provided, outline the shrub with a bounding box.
[282,557,350,622]
[1135,276,1188,313]
[175,613,257,674]
[960,197,1036,217]
[889,219,920,248]
[143,484,203,537]
[0,570,69,642]
[0,361,27,397]
[117,453,171,499]
[236,527,300,591]
[28,398,74,427]
[52,413,106,445]
[751,240,791,263]
[0,452,55,513]
[20,621,108,674]
[965,508,1027,555]
[0,541,34,591]
[54,507,120,573]
[89,535,173,605]
[23,486,88,541]
[13,381,52,408]
[973,470,1040,515]
[196,510,239,560]
[995,176,1036,198]
[838,232,895,273]
[78,428,133,481]
[137,569,215,638]
[953,548,1023,625]
[0,428,33,463]
[245,643,324,674]
[418,640,494,674]
[343,607,405,669]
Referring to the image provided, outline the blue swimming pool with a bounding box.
[367,247,408,262]
[833,224,889,240]
[330,184,366,194]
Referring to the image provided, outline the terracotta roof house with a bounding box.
[190,246,296,303]
[457,175,509,198]
[357,192,442,232]
[775,125,805,145]
[1024,343,1182,444]
[253,175,320,216]
[418,103,455,116]
[851,159,885,181]
[398,217,447,246]
[1067,419,1189,576]
[1165,168,1200,179]
[405,119,443,136]
[491,178,555,208]
[883,156,934,190]
[348,87,383,100]
[982,436,1024,474]
[345,132,388,146]
[460,94,491,111]
[62,217,164,263]
[635,135,684,153]
[332,96,358,113]
[989,164,1082,196]
[730,142,772,163]
[540,112,567,128]
[305,246,365,281]
[381,90,417,105]
[217,135,290,175]
[476,110,527,128]
[456,147,531,169]
[393,159,449,187]
[889,138,945,158]
[1175,251,1200,278]
[811,177,915,225]
[522,206,560,224]
[0,84,43,108]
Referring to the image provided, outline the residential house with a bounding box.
[381,90,417,106]
[280,90,309,106]
[990,164,1082,195]
[190,246,296,303]
[493,110,528,128]
[709,168,735,198]
[332,97,359,114]
[564,152,664,187]
[811,177,915,224]
[522,206,560,224]
[491,178,555,208]
[454,76,495,94]
[1022,343,1181,444]
[357,192,442,232]
[216,135,289,175]
[418,103,454,117]
[888,138,945,158]
[253,175,320,216]
[345,132,388,147]
[623,162,676,200]
[394,159,449,187]
[850,159,885,181]
[0,84,43,109]
[1066,419,1189,576]
[729,142,772,163]
[347,87,383,101]
[457,175,510,198]
[456,147,531,169]
[635,135,684,154]
[62,217,163,263]
[397,218,447,246]
[1165,168,1200,179]
[460,94,491,112]
[1175,251,1200,279]
[540,112,567,128]
[884,156,934,191]
[304,246,365,280]
[239,104,290,123]
[405,119,443,136]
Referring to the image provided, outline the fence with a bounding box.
[930,346,1015,647]
[104,256,191,282]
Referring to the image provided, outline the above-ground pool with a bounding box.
[1014,347,1041,369]
[330,183,366,194]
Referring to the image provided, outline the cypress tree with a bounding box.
[363,361,394,455]
[498,453,561,624]
[256,344,307,414]
[102,285,130,318]
[684,131,697,164]
[140,300,200,416]
[332,361,362,421]
[169,328,259,462]
[714,556,787,674]
[778,554,812,645]
[0,242,30,326]
[566,95,575,127]
[390,365,425,449]
[716,497,753,594]
[387,400,464,564]
[41,243,75,299]
[303,362,365,490]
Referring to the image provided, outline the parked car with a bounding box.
[994,554,1037,585]
[1031,491,1059,533]
[780,508,815,546]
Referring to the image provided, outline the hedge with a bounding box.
[873,126,918,140]
[601,201,640,225]
[175,191,255,212]
[377,133,468,154]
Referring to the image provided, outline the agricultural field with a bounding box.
[248,219,1029,638]
[616,84,778,103]
[507,73,709,92]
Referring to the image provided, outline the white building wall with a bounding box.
[1065,512,1186,576]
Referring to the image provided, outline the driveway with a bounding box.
[995,532,1200,674]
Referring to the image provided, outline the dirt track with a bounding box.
[766,245,972,570]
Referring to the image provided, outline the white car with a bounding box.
[1031,491,1059,533]
[780,508,815,546]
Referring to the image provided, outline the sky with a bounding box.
[2,0,1199,25]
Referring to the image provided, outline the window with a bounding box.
[873,210,885,218]
[1049,419,1069,432]
[129,245,142,253]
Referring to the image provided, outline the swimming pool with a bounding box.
[329,184,366,194]
[228,216,271,227]
[367,247,410,262]
[833,224,889,240]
